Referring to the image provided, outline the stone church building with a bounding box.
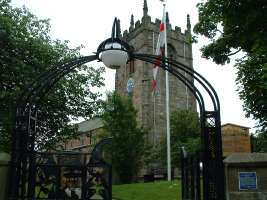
[115,0,196,146]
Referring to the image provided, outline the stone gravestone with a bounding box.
[224,153,267,200]
[0,152,10,200]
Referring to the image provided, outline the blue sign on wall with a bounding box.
[239,172,257,190]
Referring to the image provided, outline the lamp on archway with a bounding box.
[97,18,130,69]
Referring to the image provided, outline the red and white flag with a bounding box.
[152,7,166,91]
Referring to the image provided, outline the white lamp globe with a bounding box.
[101,42,128,69]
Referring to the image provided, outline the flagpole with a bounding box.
[163,2,171,181]
[153,32,156,146]
[184,42,189,109]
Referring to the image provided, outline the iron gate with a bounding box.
[9,140,112,200]
[32,152,111,200]
[181,148,201,200]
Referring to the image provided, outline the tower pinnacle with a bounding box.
[166,12,169,24]
[131,14,134,27]
[130,14,134,31]
[187,14,191,33]
[143,0,148,16]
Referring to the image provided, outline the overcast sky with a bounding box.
[11,0,257,131]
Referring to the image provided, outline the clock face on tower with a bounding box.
[127,78,135,93]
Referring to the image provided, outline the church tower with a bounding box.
[115,0,196,146]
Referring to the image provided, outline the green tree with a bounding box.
[160,109,201,168]
[0,0,104,152]
[252,130,267,153]
[194,0,267,131]
[101,92,146,184]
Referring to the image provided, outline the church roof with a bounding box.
[222,123,250,130]
[77,118,103,133]
[224,153,267,165]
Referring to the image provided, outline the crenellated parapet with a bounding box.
[123,10,192,50]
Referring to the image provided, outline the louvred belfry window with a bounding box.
[129,60,135,74]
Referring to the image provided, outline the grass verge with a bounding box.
[112,180,181,200]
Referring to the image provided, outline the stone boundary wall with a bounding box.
[0,152,10,200]
[224,153,267,200]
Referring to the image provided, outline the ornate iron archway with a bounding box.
[9,18,225,200]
